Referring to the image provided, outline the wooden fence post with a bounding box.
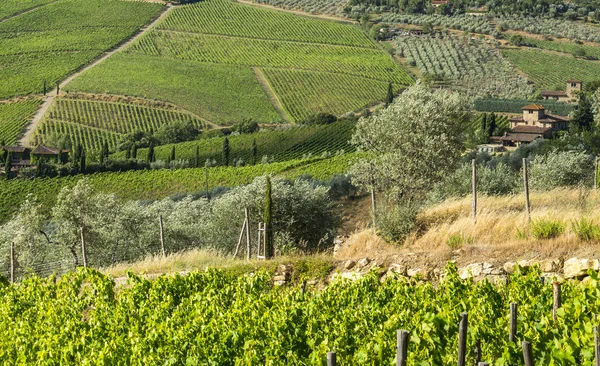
[80,226,87,268]
[159,214,166,258]
[510,302,518,342]
[474,339,481,364]
[245,207,250,260]
[522,341,534,366]
[523,158,530,223]
[458,312,468,366]
[595,158,598,190]
[553,282,561,323]
[396,329,409,366]
[472,159,477,223]
[594,320,600,366]
[371,187,377,230]
[233,211,248,258]
[9,242,14,284]
[327,352,336,366]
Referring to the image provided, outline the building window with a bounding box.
[529,110,533,114]
[571,83,577,88]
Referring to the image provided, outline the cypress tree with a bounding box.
[385,82,394,106]
[252,139,257,165]
[222,137,230,166]
[80,150,86,173]
[125,149,131,159]
[264,176,273,259]
[480,113,488,133]
[5,151,12,180]
[170,146,176,162]
[57,141,65,164]
[99,149,105,167]
[132,144,138,159]
[488,113,497,137]
[147,144,155,163]
[195,145,200,168]
[571,93,594,132]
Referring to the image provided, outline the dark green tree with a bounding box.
[264,175,273,259]
[80,150,86,173]
[480,113,488,132]
[4,152,12,180]
[125,148,131,159]
[170,146,176,162]
[252,139,258,165]
[195,145,200,168]
[132,144,138,159]
[571,93,594,132]
[385,82,394,106]
[488,113,497,137]
[147,144,155,163]
[223,137,230,166]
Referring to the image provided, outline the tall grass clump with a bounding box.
[571,218,600,241]
[530,218,565,239]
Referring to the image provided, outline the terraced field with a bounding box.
[0,0,164,99]
[0,99,42,145]
[501,48,600,91]
[33,96,205,152]
[112,119,356,164]
[66,0,412,125]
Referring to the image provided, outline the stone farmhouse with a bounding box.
[541,79,582,102]
[1,145,68,171]
[499,104,570,147]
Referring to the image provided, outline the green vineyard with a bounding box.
[0,0,163,99]
[66,0,412,126]
[474,98,574,116]
[2,265,600,364]
[0,154,354,224]
[471,113,510,131]
[502,48,600,91]
[0,0,54,20]
[33,97,206,152]
[112,120,356,165]
[0,99,41,145]
[156,0,375,48]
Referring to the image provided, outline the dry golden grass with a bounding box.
[411,188,600,262]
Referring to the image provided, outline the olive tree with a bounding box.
[349,83,472,200]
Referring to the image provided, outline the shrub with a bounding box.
[446,233,472,249]
[530,150,595,190]
[572,217,600,241]
[376,202,420,243]
[232,119,260,134]
[302,113,337,125]
[530,218,565,239]
[154,121,200,145]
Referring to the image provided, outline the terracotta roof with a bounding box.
[522,104,545,110]
[1,146,29,153]
[541,91,568,97]
[567,79,582,83]
[32,145,68,155]
[539,114,570,122]
[511,126,552,134]
[500,133,545,143]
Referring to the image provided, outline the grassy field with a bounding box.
[0,0,163,99]
[0,154,355,224]
[66,0,411,126]
[112,120,356,164]
[33,96,206,152]
[0,98,42,145]
[502,48,600,91]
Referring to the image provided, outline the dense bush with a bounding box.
[572,218,600,241]
[232,119,260,134]
[530,218,565,239]
[0,176,340,273]
[530,150,595,190]
[302,113,338,125]
[154,120,200,145]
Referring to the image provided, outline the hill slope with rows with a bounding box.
[0,0,164,99]
[65,0,412,126]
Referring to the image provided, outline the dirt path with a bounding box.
[19,5,174,147]
[251,67,293,124]
[236,0,356,24]
[0,0,59,24]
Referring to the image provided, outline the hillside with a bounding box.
[62,0,412,128]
